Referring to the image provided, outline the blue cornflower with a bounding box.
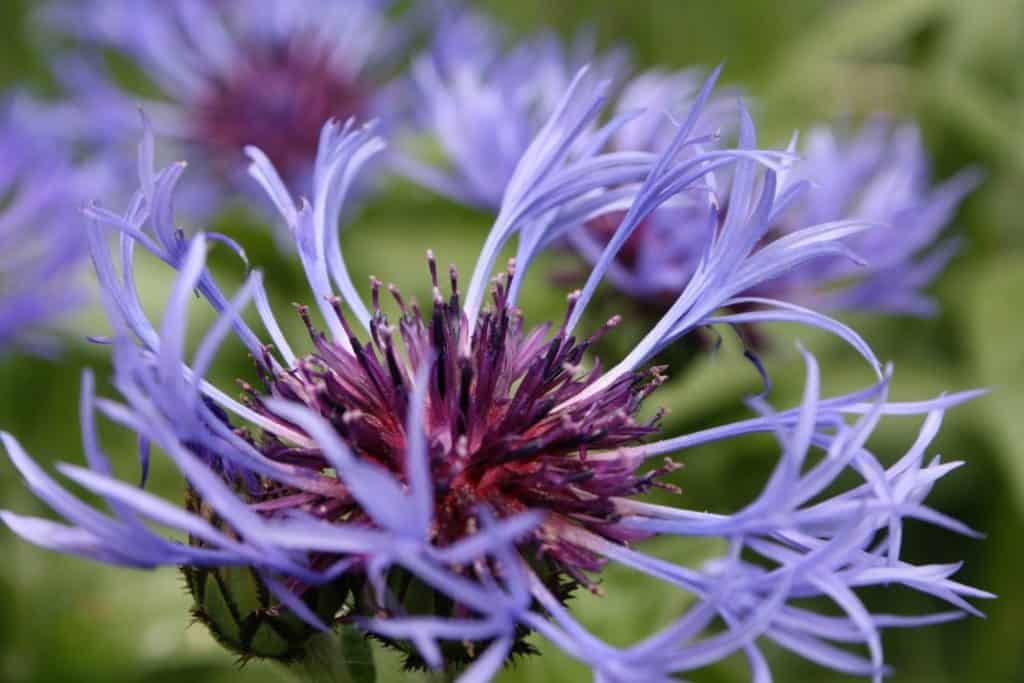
[572,114,980,318]
[0,104,110,354]
[34,0,408,218]
[395,7,629,209]
[767,121,981,315]
[403,31,978,321]
[1,71,988,680]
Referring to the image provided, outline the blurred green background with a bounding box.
[1,1,1022,681]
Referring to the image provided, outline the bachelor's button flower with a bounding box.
[395,7,629,209]
[571,114,980,320]
[35,0,408,220]
[398,54,744,310]
[770,120,982,315]
[566,66,739,304]
[1,71,988,679]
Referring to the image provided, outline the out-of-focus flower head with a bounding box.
[34,0,409,220]
[396,32,743,318]
[769,121,982,315]
[572,112,980,320]
[1,69,989,680]
[405,38,979,324]
[395,6,629,209]
[567,66,740,305]
[0,100,111,354]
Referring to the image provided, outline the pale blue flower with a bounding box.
[1,70,988,680]
[0,102,111,353]
[35,0,408,220]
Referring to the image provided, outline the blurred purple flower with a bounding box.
[770,121,982,315]
[572,114,980,319]
[35,0,408,220]
[0,103,111,354]
[1,70,988,680]
[394,7,629,209]
[403,39,978,322]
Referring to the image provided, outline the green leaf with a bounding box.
[339,626,377,683]
[964,256,1024,510]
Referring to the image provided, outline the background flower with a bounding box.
[0,101,113,355]
[28,0,412,223]
[570,118,979,320]
[395,6,628,209]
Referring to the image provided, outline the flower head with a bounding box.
[1,71,988,680]
[0,102,110,354]
[572,114,980,319]
[405,47,979,324]
[769,121,981,315]
[36,0,407,216]
[395,7,629,209]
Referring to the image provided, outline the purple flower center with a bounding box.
[193,38,368,179]
[243,256,675,586]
